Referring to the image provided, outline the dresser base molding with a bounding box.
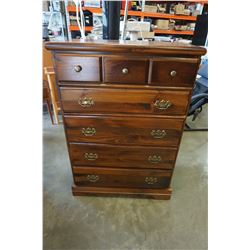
[72,185,172,200]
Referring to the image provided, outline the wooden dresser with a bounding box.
[45,40,206,200]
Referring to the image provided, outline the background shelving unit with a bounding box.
[154,29,194,35]
[66,0,208,38]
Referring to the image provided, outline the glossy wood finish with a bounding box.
[45,40,206,199]
[103,57,148,84]
[45,40,207,57]
[150,57,200,87]
[72,186,172,200]
[60,87,190,115]
[54,54,101,82]
[64,115,184,147]
[69,143,177,169]
[73,166,171,189]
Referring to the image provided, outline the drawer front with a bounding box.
[73,166,171,189]
[54,54,101,82]
[150,58,199,87]
[60,87,190,115]
[65,115,184,147]
[103,57,148,84]
[69,143,177,169]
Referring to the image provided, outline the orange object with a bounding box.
[121,0,131,10]
[67,6,102,14]
[69,26,93,31]
[154,29,194,35]
[120,10,197,21]
[67,6,197,21]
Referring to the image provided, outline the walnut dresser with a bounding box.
[45,40,206,200]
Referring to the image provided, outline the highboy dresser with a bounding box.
[45,40,206,200]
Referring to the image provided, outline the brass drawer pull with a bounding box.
[170,70,177,77]
[78,97,94,108]
[82,127,96,136]
[145,177,158,185]
[154,99,172,110]
[84,153,98,161]
[122,68,129,74]
[87,174,99,182]
[148,155,162,164]
[74,65,82,72]
[151,129,166,139]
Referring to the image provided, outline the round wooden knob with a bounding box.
[170,70,177,77]
[122,68,129,74]
[74,65,82,72]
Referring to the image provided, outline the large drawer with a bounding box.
[64,115,184,147]
[103,57,148,84]
[69,143,177,169]
[54,54,101,82]
[73,166,171,189]
[150,57,199,87]
[60,87,190,116]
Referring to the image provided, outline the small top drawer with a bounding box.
[103,57,148,84]
[150,58,200,87]
[54,54,101,82]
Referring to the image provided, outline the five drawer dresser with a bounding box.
[45,40,206,200]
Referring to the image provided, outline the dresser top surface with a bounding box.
[45,39,206,56]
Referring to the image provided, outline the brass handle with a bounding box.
[145,177,158,185]
[87,175,99,182]
[170,70,177,77]
[82,127,96,136]
[74,65,82,72]
[84,153,98,161]
[151,129,166,139]
[122,68,129,74]
[148,155,162,164]
[78,97,94,108]
[154,100,172,110]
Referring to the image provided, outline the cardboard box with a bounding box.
[155,19,169,30]
[141,31,155,39]
[183,9,191,16]
[120,21,150,32]
[174,4,185,15]
[144,5,157,13]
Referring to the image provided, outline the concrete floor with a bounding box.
[186,104,208,130]
[43,112,208,250]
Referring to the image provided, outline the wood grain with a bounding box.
[72,166,172,189]
[72,185,172,200]
[64,115,184,146]
[103,57,148,84]
[45,40,206,199]
[149,57,200,87]
[45,40,207,57]
[69,142,178,169]
[54,54,101,82]
[60,87,191,116]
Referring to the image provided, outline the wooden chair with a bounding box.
[43,45,61,125]
[43,80,54,124]
[44,66,61,124]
